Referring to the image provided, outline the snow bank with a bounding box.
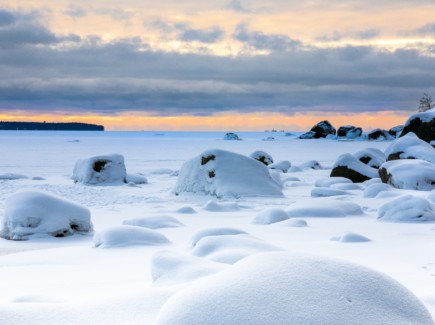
[122,216,184,229]
[0,190,92,240]
[191,227,248,247]
[156,252,433,325]
[379,159,435,191]
[151,251,226,285]
[173,149,283,198]
[202,200,240,212]
[353,148,385,169]
[191,234,282,264]
[287,198,363,218]
[378,195,435,223]
[251,208,289,225]
[311,187,350,197]
[72,154,127,185]
[330,232,371,243]
[385,132,435,163]
[93,226,171,248]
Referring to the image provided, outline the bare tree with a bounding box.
[418,93,434,112]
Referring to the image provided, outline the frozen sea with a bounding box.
[0,130,434,324]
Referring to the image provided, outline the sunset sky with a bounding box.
[0,1,434,130]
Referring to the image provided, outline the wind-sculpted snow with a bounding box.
[156,252,434,325]
[190,227,248,247]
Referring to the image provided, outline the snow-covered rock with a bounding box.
[401,109,435,143]
[310,120,336,138]
[223,132,240,140]
[389,125,404,138]
[330,153,379,183]
[191,234,282,264]
[299,131,316,139]
[251,208,289,225]
[298,160,323,170]
[367,129,393,141]
[337,125,362,138]
[311,187,350,197]
[93,226,171,248]
[385,132,435,164]
[353,148,385,169]
[249,151,274,166]
[363,183,396,198]
[0,190,92,240]
[287,198,363,218]
[122,216,184,229]
[378,195,435,222]
[191,227,248,247]
[173,149,283,198]
[151,251,226,285]
[379,159,435,191]
[155,252,433,325]
[72,154,127,185]
[330,232,371,243]
[126,173,148,184]
[315,177,352,188]
[268,160,291,173]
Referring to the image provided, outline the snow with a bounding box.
[353,147,385,168]
[311,187,350,197]
[330,232,371,242]
[267,160,291,172]
[380,159,435,190]
[72,154,127,185]
[0,190,92,240]
[0,173,28,180]
[126,173,148,184]
[315,176,352,187]
[1,131,435,324]
[385,132,435,163]
[93,226,171,248]
[332,153,380,180]
[378,195,435,223]
[202,200,241,212]
[122,216,184,229]
[156,252,433,325]
[249,151,273,165]
[405,109,435,124]
[363,183,396,198]
[173,149,283,198]
[251,208,289,224]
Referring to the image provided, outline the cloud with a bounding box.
[413,22,435,36]
[0,10,15,26]
[63,5,87,18]
[227,0,251,13]
[317,29,380,42]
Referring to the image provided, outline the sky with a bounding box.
[0,0,434,131]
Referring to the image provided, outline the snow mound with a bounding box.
[249,151,273,166]
[251,208,289,225]
[287,198,363,218]
[203,200,240,212]
[385,132,435,164]
[191,234,282,264]
[126,173,148,184]
[31,176,45,181]
[268,160,291,173]
[93,226,171,248]
[156,252,433,325]
[330,183,363,190]
[378,195,435,223]
[363,183,395,198]
[311,187,350,197]
[149,168,175,175]
[315,177,352,188]
[223,132,240,140]
[0,173,28,180]
[280,218,308,227]
[175,206,197,214]
[298,160,323,170]
[331,153,379,182]
[0,190,92,240]
[72,154,127,185]
[282,176,301,183]
[330,232,371,243]
[150,251,226,285]
[379,159,435,191]
[191,227,248,247]
[122,215,184,229]
[173,149,283,198]
[353,148,385,169]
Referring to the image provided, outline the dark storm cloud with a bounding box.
[1,13,434,115]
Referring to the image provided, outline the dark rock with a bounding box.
[353,148,385,169]
[388,125,404,138]
[330,153,379,183]
[337,126,363,138]
[400,110,435,143]
[201,155,216,165]
[310,120,336,138]
[331,166,372,183]
[223,132,240,140]
[367,129,393,141]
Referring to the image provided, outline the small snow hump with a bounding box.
[251,208,289,225]
[93,226,171,248]
[330,232,371,243]
[122,215,184,229]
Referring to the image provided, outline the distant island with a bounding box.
[0,122,104,131]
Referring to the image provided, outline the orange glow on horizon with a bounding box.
[0,111,411,132]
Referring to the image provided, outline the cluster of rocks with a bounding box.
[330,132,435,190]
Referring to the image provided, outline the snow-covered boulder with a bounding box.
[223,132,240,140]
[378,195,435,222]
[155,252,433,325]
[401,109,435,143]
[173,149,283,198]
[330,153,379,183]
[353,148,385,169]
[379,159,435,190]
[385,132,435,164]
[268,160,291,173]
[122,216,184,229]
[0,190,92,240]
[249,151,273,166]
[251,208,289,225]
[367,129,393,141]
[389,125,404,138]
[309,120,336,138]
[299,131,316,139]
[298,160,323,170]
[126,173,148,185]
[337,125,362,138]
[93,226,171,248]
[287,198,363,218]
[72,154,127,185]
